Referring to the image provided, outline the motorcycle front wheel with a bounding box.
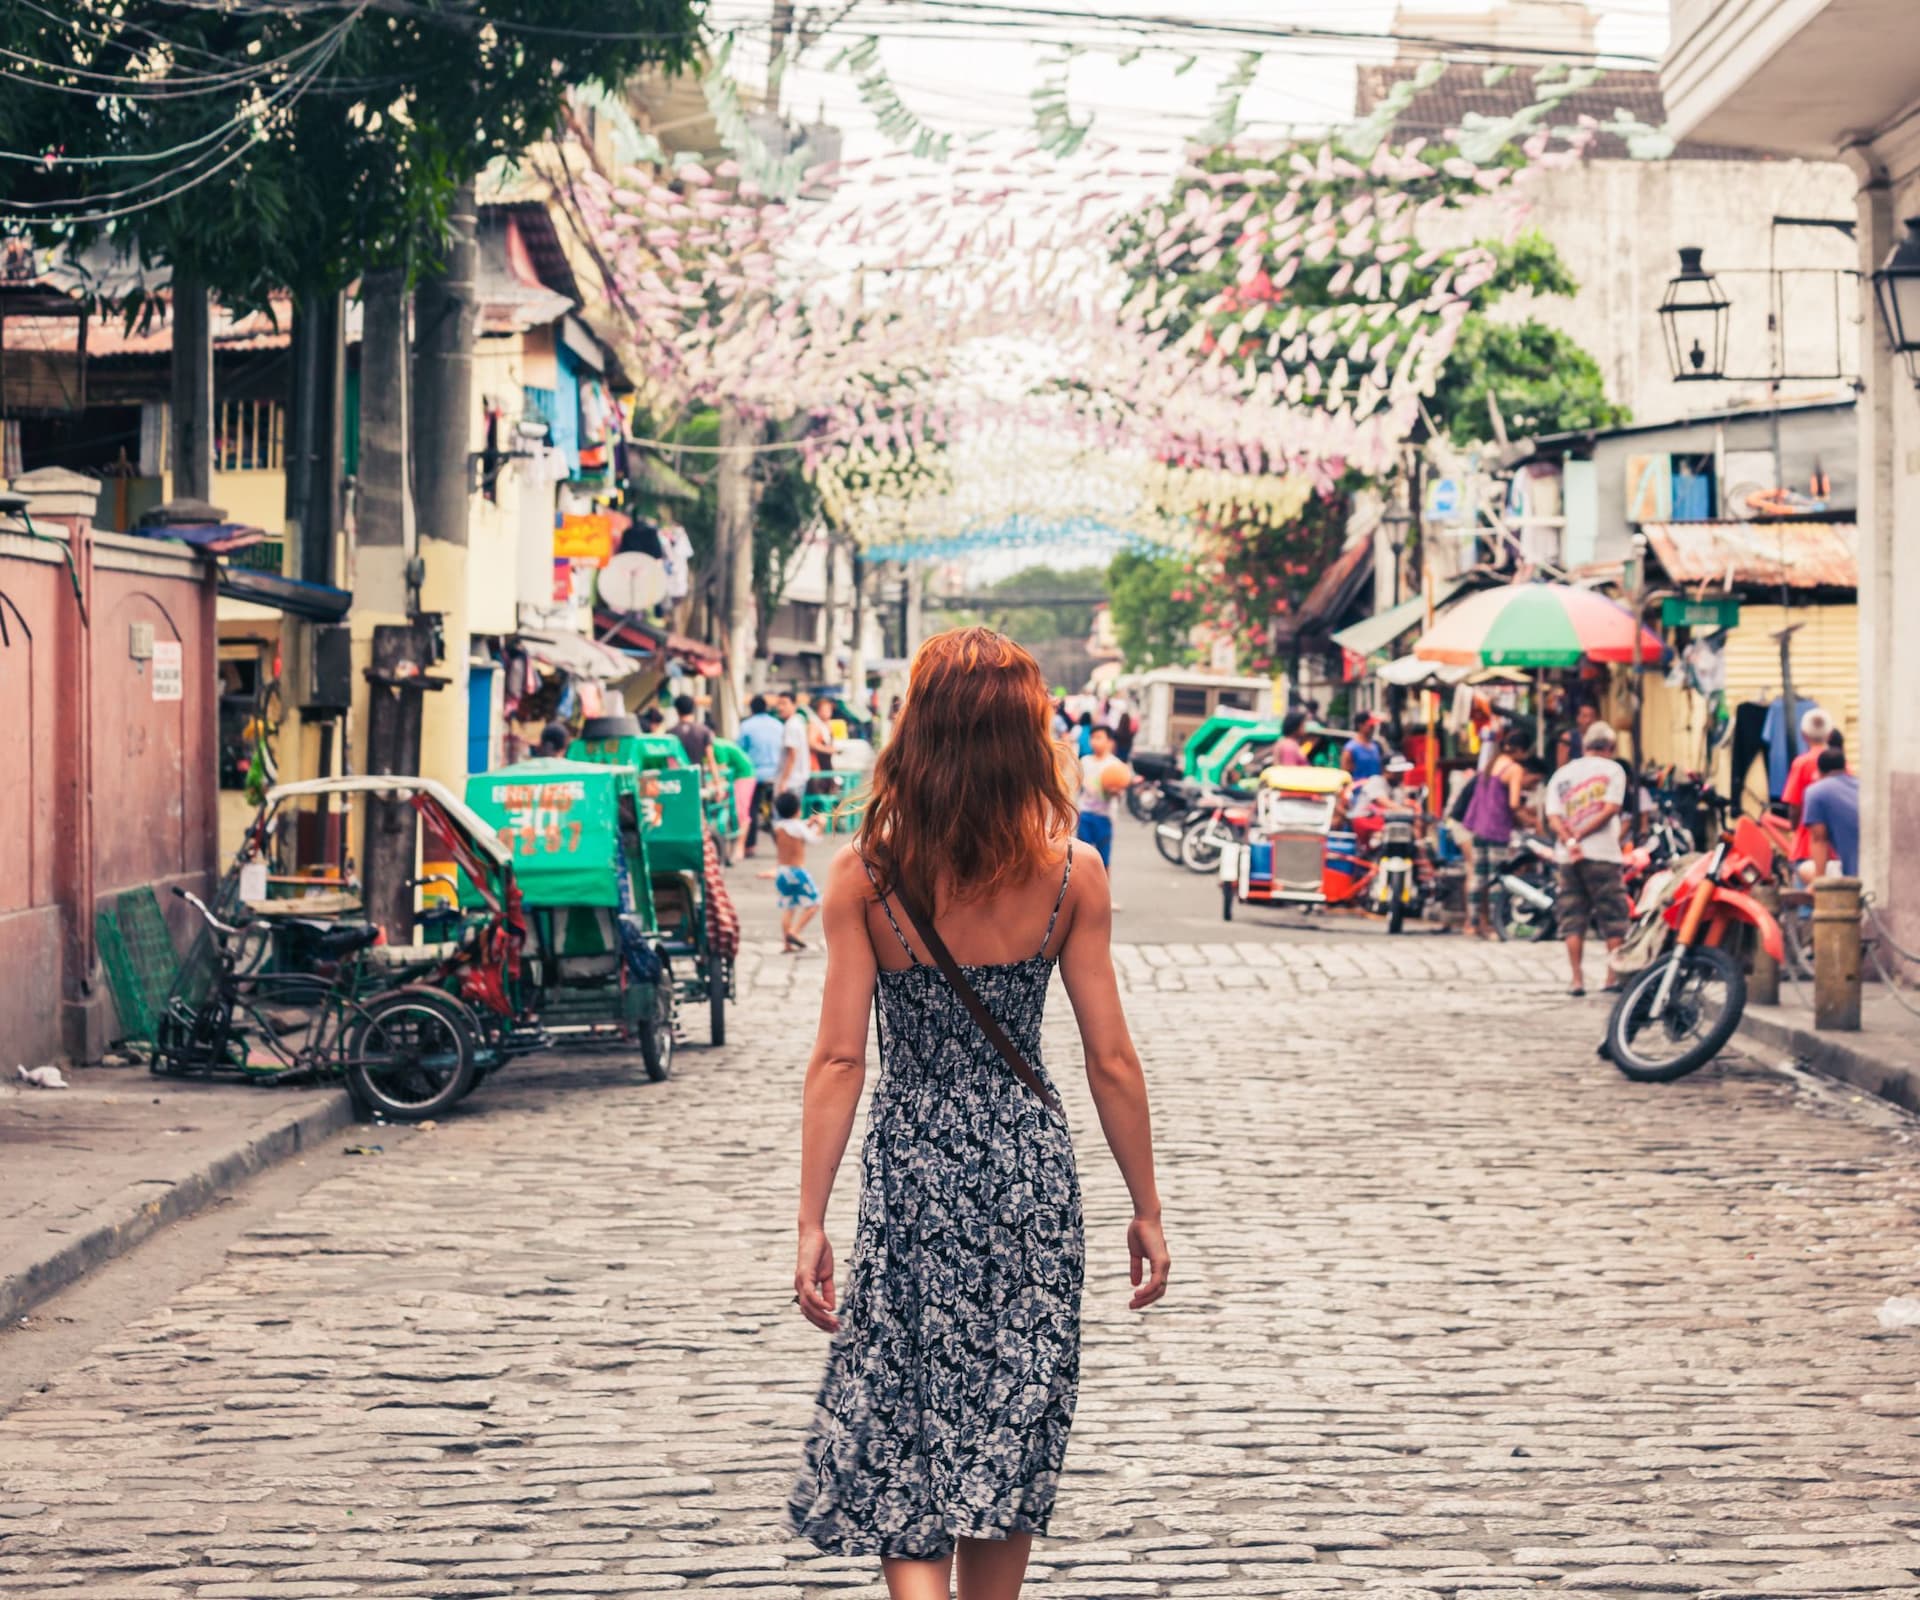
[1181,820,1226,873]
[1155,812,1193,865]
[1605,943,1745,1084]
[1125,781,1161,823]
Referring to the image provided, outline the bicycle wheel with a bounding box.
[1154,811,1192,865]
[345,987,477,1120]
[1605,944,1745,1084]
[641,989,676,1083]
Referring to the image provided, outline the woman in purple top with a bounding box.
[1462,728,1533,938]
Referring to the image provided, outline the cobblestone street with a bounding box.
[8,924,1920,1598]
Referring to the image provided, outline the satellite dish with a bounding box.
[596,552,666,613]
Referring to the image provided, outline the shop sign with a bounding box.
[554,512,614,565]
[151,639,183,701]
[1661,596,1740,630]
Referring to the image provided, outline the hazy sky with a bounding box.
[705,0,1672,168]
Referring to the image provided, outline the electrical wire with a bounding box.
[0,15,356,224]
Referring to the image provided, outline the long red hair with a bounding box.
[858,627,1076,905]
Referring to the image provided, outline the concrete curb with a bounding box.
[1738,1008,1920,1117]
[0,1089,356,1327]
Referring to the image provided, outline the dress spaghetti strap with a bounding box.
[1039,842,1074,957]
[860,856,919,964]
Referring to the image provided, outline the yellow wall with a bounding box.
[1634,601,1857,812]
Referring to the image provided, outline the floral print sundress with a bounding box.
[788,850,1085,1559]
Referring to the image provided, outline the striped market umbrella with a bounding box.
[1412,582,1666,669]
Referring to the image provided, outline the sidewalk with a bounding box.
[1739,989,1920,1115]
[0,1063,351,1325]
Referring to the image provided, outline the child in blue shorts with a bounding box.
[773,790,824,952]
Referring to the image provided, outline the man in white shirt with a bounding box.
[774,691,812,797]
[1544,720,1631,998]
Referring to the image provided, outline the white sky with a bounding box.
[706,0,1671,172]
[693,1,1675,576]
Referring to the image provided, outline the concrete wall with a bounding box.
[1450,156,1859,425]
[0,515,218,1063]
[1573,402,1855,563]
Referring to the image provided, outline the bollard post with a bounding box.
[1750,882,1780,1006]
[1811,875,1862,1031]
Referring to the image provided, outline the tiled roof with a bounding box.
[1642,520,1857,589]
[1353,62,1763,162]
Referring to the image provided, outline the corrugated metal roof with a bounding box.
[1643,521,1857,589]
[1353,62,1762,161]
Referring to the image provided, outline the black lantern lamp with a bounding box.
[1658,246,1731,382]
[1872,216,1920,386]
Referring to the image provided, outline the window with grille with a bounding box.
[214,398,283,472]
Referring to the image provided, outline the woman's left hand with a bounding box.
[1127,1215,1170,1311]
[795,1226,840,1333]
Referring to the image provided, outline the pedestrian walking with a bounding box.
[1074,723,1128,872]
[775,690,812,798]
[1461,727,1533,939]
[738,694,785,857]
[1782,708,1836,864]
[788,626,1169,1599]
[772,790,825,951]
[671,693,716,772]
[1544,720,1632,997]
[811,695,840,773]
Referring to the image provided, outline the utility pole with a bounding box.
[169,272,213,503]
[716,411,757,735]
[412,182,478,790]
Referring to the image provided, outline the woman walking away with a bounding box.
[788,626,1170,1600]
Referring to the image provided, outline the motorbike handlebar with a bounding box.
[171,885,245,941]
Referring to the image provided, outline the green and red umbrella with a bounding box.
[1413,582,1665,669]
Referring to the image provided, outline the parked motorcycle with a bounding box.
[1601,816,1784,1083]
[1371,815,1423,935]
[1177,794,1255,874]
[1489,832,1559,942]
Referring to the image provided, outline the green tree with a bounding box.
[950,564,1110,645]
[2,2,703,307]
[1106,549,1203,671]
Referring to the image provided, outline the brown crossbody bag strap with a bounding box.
[891,878,1063,1116]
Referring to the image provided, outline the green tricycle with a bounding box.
[460,756,677,1079]
[568,719,737,1048]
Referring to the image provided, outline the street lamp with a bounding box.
[1871,216,1920,387]
[1658,246,1731,382]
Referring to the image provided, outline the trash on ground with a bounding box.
[16,1064,68,1090]
[1877,1296,1920,1329]
[342,1144,384,1157]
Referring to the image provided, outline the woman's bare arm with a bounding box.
[1056,848,1170,1310]
[794,845,878,1333]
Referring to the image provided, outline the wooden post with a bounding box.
[1749,882,1781,1006]
[1812,875,1862,1031]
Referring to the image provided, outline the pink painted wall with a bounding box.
[0,524,217,1062]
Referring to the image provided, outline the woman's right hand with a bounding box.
[795,1225,839,1333]
[1127,1215,1170,1311]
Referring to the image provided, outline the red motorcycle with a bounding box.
[1602,816,1785,1083]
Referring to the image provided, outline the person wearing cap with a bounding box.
[1544,720,1632,997]
[1342,713,1385,782]
[1346,752,1419,844]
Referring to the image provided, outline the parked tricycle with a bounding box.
[459,756,677,1078]
[568,724,737,1046]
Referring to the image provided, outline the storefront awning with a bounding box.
[216,568,351,622]
[594,610,724,675]
[516,626,637,681]
[1642,520,1857,589]
[1331,579,1466,662]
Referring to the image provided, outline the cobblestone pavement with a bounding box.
[8,937,1920,1599]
